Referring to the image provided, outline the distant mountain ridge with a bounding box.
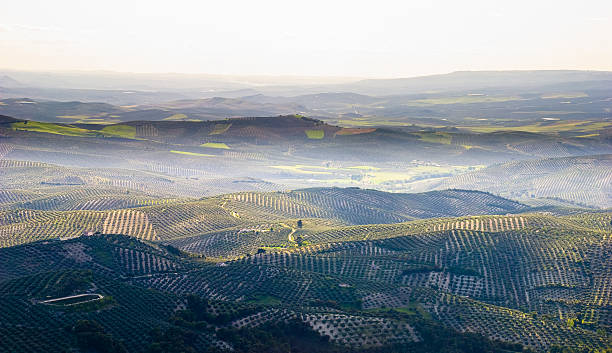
[2,69,612,106]
[0,75,23,88]
[341,70,612,95]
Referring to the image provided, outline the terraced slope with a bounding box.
[425,154,612,208]
[0,187,530,248]
[0,210,609,352]
[223,188,529,225]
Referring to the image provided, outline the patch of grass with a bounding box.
[11,121,137,138]
[386,303,432,320]
[575,133,599,138]
[162,113,201,122]
[163,113,188,121]
[201,142,230,149]
[413,132,452,145]
[576,122,612,132]
[11,121,95,137]
[335,128,377,135]
[393,307,417,315]
[541,92,588,99]
[305,130,324,139]
[210,123,232,135]
[463,120,612,134]
[100,125,136,138]
[170,150,215,157]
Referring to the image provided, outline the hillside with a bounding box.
[0,210,609,352]
[419,155,612,208]
[0,186,528,248]
[221,188,529,224]
[0,112,610,352]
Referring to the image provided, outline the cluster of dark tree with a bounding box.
[172,294,261,326]
[402,265,442,275]
[212,319,344,353]
[165,244,184,256]
[147,327,199,353]
[144,293,539,353]
[70,320,127,353]
[69,306,607,353]
[403,319,534,353]
[65,292,606,353]
[207,318,537,353]
[445,266,482,277]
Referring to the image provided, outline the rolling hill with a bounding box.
[0,185,530,248]
[2,70,612,128]
[418,154,612,208]
[0,111,610,352]
[1,114,610,208]
[0,208,609,352]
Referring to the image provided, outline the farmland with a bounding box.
[1,113,610,203]
[0,105,611,352]
[0,206,610,352]
[0,150,610,352]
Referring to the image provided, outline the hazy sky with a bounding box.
[1,0,611,78]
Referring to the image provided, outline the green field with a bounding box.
[100,124,137,138]
[412,131,452,144]
[11,121,140,139]
[540,92,588,99]
[170,150,215,157]
[305,129,325,139]
[201,142,230,149]
[462,120,612,134]
[12,121,96,137]
[163,113,188,120]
